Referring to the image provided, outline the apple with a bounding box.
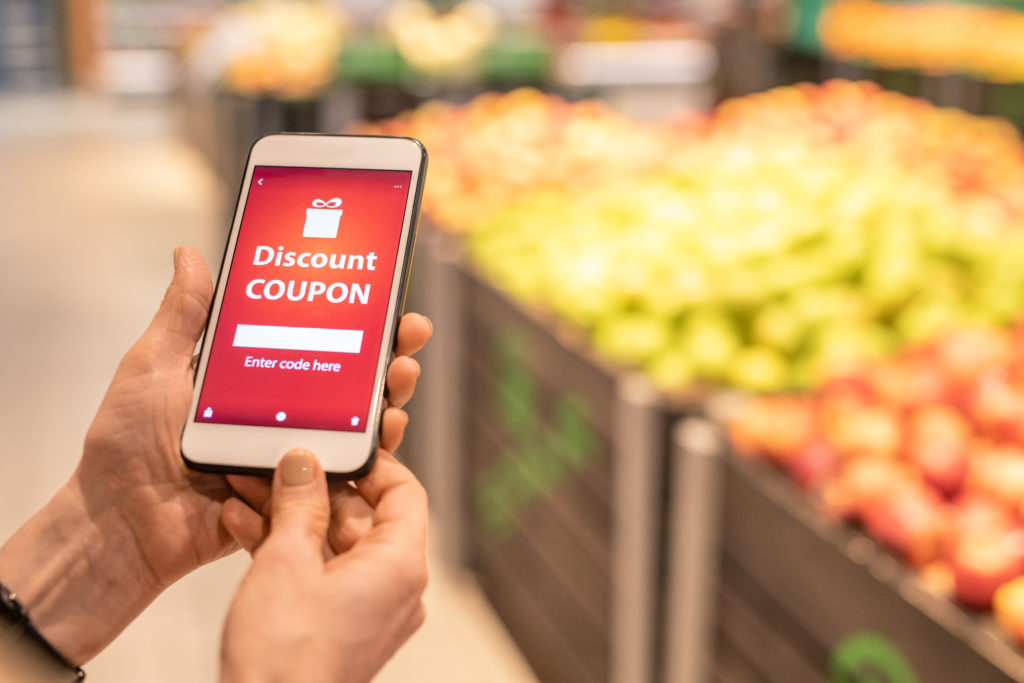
[994,576,1024,647]
[967,371,1024,443]
[644,349,694,394]
[933,327,1014,388]
[862,482,947,566]
[750,301,806,354]
[590,312,672,366]
[919,560,955,598]
[788,440,842,491]
[965,443,1024,510]
[819,456,917,521]
[727,396,816,464]
[908,441,969,497]
[905,405,971,495]
[678,309,743,380]
[726,346,790,394]
[864,355,953,409]
[951,529,1024,609]
[823,403,902,459]
[944,495,1018,560]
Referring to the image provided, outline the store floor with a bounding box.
[0,92,538,683]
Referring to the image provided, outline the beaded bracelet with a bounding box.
[0,581,85,681]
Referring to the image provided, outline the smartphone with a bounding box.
[181,133,427,477]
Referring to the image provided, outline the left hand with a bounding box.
[0,246,430,665]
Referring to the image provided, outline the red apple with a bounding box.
[964,443,1024,510]
[820,457,917,521]
[728,396,815,463]
[787,440,841,491]
[934,327,1013,389]
[943,495,1017,559]
[824,403,903,459]
[994,576,1024,646]
[910,441,969,496]
[905,405,971,495]
[952,529,1024,609]
[919,560,955,598]
[967,371,1024,443]
[862,482,947,566]
[865,356,951,409]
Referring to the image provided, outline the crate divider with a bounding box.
[663,417,726,683]
[610,374,667,683]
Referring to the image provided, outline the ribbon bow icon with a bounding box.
[312,198,342,208]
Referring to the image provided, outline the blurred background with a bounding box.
[6,0,1024,681]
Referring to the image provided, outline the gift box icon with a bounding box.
[303,198,343,238]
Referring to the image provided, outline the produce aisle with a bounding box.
[0,92,537,683]
[16,2,1024,682]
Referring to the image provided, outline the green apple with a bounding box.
[591,312,673,366]
[802,322,897,383]
[726,346,790,393]
[645,349,696,393]
[751,301,806,354]
[679,308,743,379]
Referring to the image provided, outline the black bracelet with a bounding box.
[0,581,85,681]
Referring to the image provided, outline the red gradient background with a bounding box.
[195,165,412,431]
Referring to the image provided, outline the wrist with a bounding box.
[0,475,163,665]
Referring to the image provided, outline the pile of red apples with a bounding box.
[730,323,1024,644]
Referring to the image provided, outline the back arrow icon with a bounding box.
[258,178,263,186]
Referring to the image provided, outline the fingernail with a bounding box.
[423,315,433,336]
[173,247,181,267]
[280,449,316,486]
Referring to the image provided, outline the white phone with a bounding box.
[181,133,427,477]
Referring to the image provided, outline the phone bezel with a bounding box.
[181,133,427,478]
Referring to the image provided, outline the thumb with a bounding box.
[268,449,331,555]
[143,245,213,361]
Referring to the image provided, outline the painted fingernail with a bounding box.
[280,449,316,486]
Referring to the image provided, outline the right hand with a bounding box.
[219,449,429,683]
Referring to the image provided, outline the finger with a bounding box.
[354,451,428,548]
[379,407,409,454]
[394,313,432,358]
[221,497,269,554]
[326,484,375,554]
[385,357,420,409]
[267,449,331,555]
[142,246,213,363]
[226,474,273,518]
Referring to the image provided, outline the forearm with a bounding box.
[0,477,162,665]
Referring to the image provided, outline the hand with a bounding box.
[220,450,428,683]
[220,310,432,557]
[0,246,431,665]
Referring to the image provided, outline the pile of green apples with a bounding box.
[469,136,1024,393]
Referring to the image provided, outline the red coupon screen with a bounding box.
[195,165,412,431]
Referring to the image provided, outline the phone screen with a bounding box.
[194,165,413,432]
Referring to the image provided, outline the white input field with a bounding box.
[232,324,363,354]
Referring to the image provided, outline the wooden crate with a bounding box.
[458,263,686,683]
[661,437,1024,683]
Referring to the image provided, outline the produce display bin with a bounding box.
[458,262,688,683]
[663,445,1024,683]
